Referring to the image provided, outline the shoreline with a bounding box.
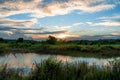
[0,47,120,58]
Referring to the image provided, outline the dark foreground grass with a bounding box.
[0,58,120,80]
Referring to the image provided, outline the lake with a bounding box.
[0,53,120,74]
[0,53,120,68]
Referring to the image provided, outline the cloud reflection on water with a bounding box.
[0,53,119,69]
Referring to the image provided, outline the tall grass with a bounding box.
[0,58,119,80]
[29,58,120,80]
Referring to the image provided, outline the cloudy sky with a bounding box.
[0,0,120,40]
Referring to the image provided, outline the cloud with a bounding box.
[0,18,37,28]
[0,0,116,18]
[0,0,41,17]
[99,14,120,20]
[22,29,70,40]
[55,26,71,30]
[19,27,44,34]
[32,0,115,18]
[102,35,120,38]
[86,22,93,25]
[93,21,120,27]
[0,26,45,32]
[32,35,48,40]
[0,26,16,30]
[111,32,120,36]
[84,14,120,27]
[70,35,120,40]
[23,30,69,35]
[0,26,44,40]
[0,30,31,39]
[73,22,84,26]
[0,0,119,40]
[81,14,120,27]
[0,23,72,40]
[1,31,13,36]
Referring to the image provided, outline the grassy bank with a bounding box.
[0,42,120,57]
[0,58,120,80]
[0,38,120,57]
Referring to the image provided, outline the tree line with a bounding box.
[0,35,120,45]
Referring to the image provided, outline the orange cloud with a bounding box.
[32,35,48,39]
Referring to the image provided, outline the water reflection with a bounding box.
[57,55,71,62]
[0,53,120,69]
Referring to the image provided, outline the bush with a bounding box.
[16,38,24,43]
[46,35,58,44]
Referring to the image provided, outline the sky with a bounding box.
[0,0,120,40]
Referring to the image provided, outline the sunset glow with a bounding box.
[57,34,68,39]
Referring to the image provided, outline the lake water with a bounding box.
[0,53,120,68]
[0,53,120,74]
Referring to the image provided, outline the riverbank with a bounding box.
[0,43,120,57]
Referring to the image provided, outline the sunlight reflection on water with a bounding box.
[0,53,119,70]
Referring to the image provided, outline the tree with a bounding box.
[16,38,24,43]
[47,35,57,44]
[0,38,4,42]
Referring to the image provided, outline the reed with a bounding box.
[1,58,119,80]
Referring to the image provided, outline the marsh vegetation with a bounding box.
[0,58,120,80]
[0,36,120,57]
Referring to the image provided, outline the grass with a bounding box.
[0,42,120,57]
[0,58,120,80]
